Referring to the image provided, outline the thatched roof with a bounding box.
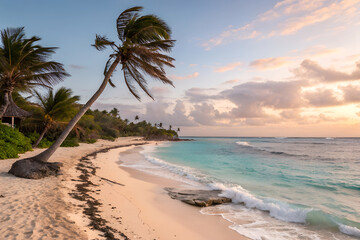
[3,100,31,118]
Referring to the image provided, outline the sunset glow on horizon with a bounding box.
[1,0,360,137]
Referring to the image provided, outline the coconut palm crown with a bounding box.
[0,27,69,118]
[93,6,175,100]
[32,87,80,148]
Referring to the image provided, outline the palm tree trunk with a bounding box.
[32,124,51,148]
[0,91,10,119]
[32,57,120,162]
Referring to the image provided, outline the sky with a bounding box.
[1,0,360,137]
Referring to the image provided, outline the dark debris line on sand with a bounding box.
[69,143,147,240]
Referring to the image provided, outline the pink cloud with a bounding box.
[170,72,199,80]
[214,62,242,73]
[250,57,290,70]
[222,79,240,85]
[203,0,360,49]
[280,0,360,35]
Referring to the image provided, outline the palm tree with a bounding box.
[0,27,69,118]
[169,125,172,130]
[135,115,139,122]
[159,122,163,129]
[32,87,80,148]
[31,6,175,162]
[110,107,119,118]
[177,127,180,132]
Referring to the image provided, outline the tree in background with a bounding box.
[135,115,139,122]
[32,87,80,148]
[169,125,172,130]
[110,107,119,118]
[0,27,68,118]
[29,6,175,162]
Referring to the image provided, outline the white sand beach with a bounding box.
[0,137,247,240]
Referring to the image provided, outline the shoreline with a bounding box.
[0,137,247,240]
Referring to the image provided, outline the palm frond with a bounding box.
[92,35,115,51]
[123,68,141,100]
[116,6,143,41]
[125,63,154,100]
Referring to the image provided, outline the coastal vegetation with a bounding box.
[0,102,178,159]
[0,6,177,163]
[0,124,32,159]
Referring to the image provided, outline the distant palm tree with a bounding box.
[159,122,163,129]
[177,127,180,132]
[32,87,80,148]
[135,115,139,122]
[32,6,175,162]
[0,27,69,118]
[154,123,157,128]
[169,125,172,130]
[110,107,119,118]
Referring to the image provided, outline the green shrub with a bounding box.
[100,135,115,141]
[37,138,54,148]
[0,124,32,159]
[0,140,19,159]
[86,138,97,144]
[61,138,79,147]
[25,131,40,144]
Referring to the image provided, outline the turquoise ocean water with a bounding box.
[122,137,360,239]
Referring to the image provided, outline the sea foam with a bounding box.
[210,183,311,223]
[338,224,360,238]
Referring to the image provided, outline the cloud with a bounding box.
[202,24,260,50]
[181,59,360,127]
[250,57,291,70]
[185,87,217,102]
[141,100,196,127]
[221,80,305,118]
[341,84,360,103]
[190,103,221,125]
[189,64,198,67]
[279,0,360,35]
[280,109,302,119]
[295,45,341,58]
[170,72,199,80]
[214,62,242,72]
[202,0,360,49]
[222,79,240,85]
[69,64,86,69]
[150,86,172,97]
[294,60,360,82]
[303,88,342,107]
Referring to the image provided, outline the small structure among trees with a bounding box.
[1,98,30,128]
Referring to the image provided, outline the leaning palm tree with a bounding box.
[0,27,69,118]
[30,6,175,163]
[32,87,80,148]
